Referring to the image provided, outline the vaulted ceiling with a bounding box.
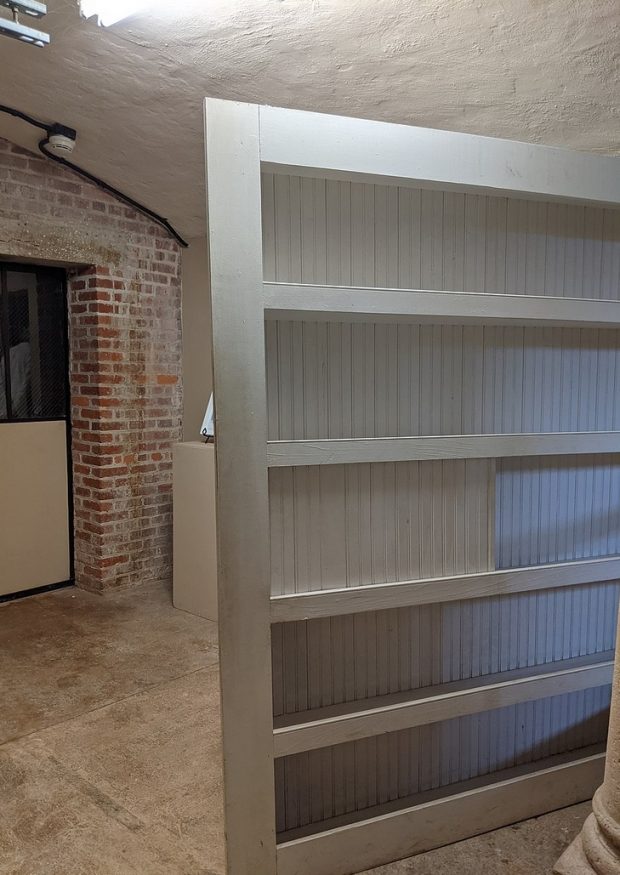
[1,0,618,238]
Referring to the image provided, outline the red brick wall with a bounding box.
[0,138,182,591]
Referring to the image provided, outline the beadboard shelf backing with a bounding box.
[269,458,494,598]
[495,455,620,571]
[273,652,613,757]
[265,323,620,442]
[271,582,620,728]
[205,99,620,875]
[264,283,620,326]
[274,689,611,838]
[262,176,620,301]
[275,750,605,875]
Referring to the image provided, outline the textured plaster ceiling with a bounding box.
[0,0,618,238]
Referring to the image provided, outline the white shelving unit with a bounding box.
[205,99,620,875]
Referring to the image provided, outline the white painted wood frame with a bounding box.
[258,105,620,205]
[204,98,620,875]
[205,100,277,873]
[270,555,620,622]
[267,433,620,467]
[264,283,620,326]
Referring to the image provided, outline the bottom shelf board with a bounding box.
[276,745,604,875]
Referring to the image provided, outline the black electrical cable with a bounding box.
[38,138,188,247]
[0,103,188,248]
[0,104,50,132]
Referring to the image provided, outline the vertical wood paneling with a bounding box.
[496,455,620,568]
[262,173,620,299]
[275,686,612,835]
[272,583,620,718]
[265,323,620,440]
[264,172,620,838]
[269,459,493,595]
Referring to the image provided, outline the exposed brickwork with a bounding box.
[0,137,182,591]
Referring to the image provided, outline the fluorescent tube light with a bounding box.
[80,0,148,26]
[0,0,46,17]
[0,15,49,45]
[0,0,49,46]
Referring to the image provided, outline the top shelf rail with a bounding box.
[264,283,620,327]
[258,105,620,206]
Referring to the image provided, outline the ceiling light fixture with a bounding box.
[0,0,49,47]
[80,0,149,27]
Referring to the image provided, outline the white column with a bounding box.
[555,610,620,874]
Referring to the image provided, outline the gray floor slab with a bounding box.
[0,582,218,743]
[0,582,592,874]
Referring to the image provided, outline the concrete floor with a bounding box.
[0,582,592,874]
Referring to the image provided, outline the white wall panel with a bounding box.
[269,459,493,595]
[266,323,620,440]
[262,174,620,298]
[497,455,620,568]
[275,687,612,835]
[272,583,620,718]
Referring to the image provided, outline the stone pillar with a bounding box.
[555,609,620,874]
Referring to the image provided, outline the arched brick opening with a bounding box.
[0,137,182,591]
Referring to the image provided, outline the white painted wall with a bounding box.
[182,237,212,440]
[1,0,618,237]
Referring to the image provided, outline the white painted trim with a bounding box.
[276,752,605,875]
[270,555,620,621]
[267,432,620,467]
[264,282,620,326]
[273,653,613,757]
[204,98,277,873]
[259,105,620,206]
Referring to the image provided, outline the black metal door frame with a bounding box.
[0,260,74,602]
